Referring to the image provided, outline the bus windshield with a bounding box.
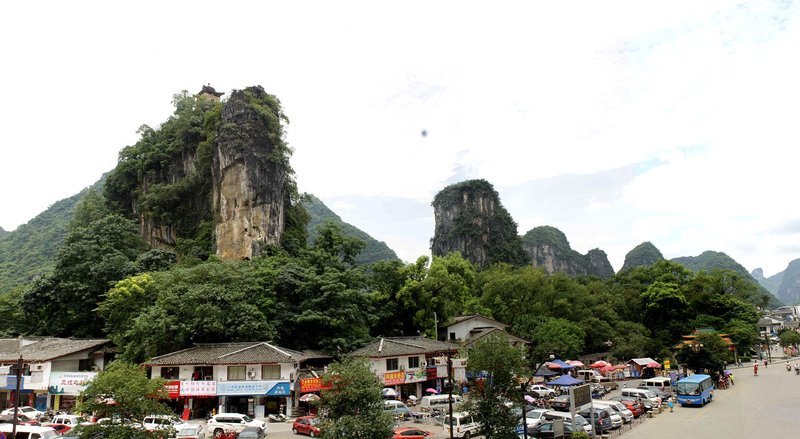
[675,382,700,395]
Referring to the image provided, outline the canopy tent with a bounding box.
[534,364,559,377]
[567,360,585,367]
[547,359,574,369]
[545,375,585,387]
[590,360,610,368]
[646,362,661,368]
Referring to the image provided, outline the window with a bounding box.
[79,359,94,371]
[408,356,420,369]
[227,366,246,380]
[449,332,456,340]
[386,358,399,371]
[262,364,281,379]
[194,366,213,380]
[160,367,179,379]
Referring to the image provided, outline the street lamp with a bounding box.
[521,353,555,439]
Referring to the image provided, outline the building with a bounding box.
[0,338,111,411]
[146,342,330,419]
[350,337,462,401]
[757,317,784,337]
[440,314,529,348]
[197,84,224,101]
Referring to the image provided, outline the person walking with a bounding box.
[730,372,734,386]
[754,362,758,376]
[764,358,768,367]
[668,398,674,412]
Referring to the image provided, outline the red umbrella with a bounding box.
[567,360,585,367]
[425,388,439,394]
[614,364,628,370]
[646,361,661,368]
[590,361,610,368]
[600,365,615,373]
[547,362,562,369]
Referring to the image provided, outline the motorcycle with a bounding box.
[267,413,287,423]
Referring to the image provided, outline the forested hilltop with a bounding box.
[0,86,772,366]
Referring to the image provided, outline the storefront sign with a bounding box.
[217,380,291,396]
[404,369,428,384]
[180,380,217,397]
[48,372,97,395]
[164,380,181,398]
[384,371,405,386]
[2,375,23,390]
[426,367,437,379]
[300,378,322,393]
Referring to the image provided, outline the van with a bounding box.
[576,369,610,383]
[638,377,672,393]
[419,394,463,412]
[542,411,592,435]
[620,388,661,407]
[383,400,412,419]
[0,425,59,439]
[577,406,614,433]
[443,412,480,439]
[592,400,633,424]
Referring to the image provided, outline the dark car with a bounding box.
[550,395,571,412]
[237,426,264,439]
[531,420,584,439]
[577,407,612,434]
[292,416,320,437]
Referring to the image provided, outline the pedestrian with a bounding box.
[668,398,674,412]
[754,362,758,376]
[730,372,734,386]
[764,358,768,367]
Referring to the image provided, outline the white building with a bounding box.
[0,337,111,412]
[441,314,529,348]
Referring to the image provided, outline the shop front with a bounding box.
[180,380,217,419]
[48,372,97,412]
[0,375,35,411]
[217,381,291,419]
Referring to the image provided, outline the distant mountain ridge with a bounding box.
[0,227,8,239]
[620,242,664,272]
[302,194,398,265]
[775,259,800,305]
[751,267,782,295]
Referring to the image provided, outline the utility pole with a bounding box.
[447,350,454,439]
[764,331,772,363]
[12,355,23,439]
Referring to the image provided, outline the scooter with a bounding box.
[787,363,792,372]
[267,413,287,423]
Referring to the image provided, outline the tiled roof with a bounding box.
[462,327,529,346]
[628,357,657,366]
[0,338,109,362]
[350,337,459,358]
[147,342,318,366]
[441,314,509,329]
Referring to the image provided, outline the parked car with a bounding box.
[291,416,320,437]
[0,413,40,425]
[549,395,571,412]
[576,407,612,434]
[542,411,593,436]
[392,427,434,438]
[0,424,59,439]
[50,415,92,428]
[528,385,556,398]
[516,409,548,434]
[530,420,586,438]
[236,426,264,439]
[176,424,206,439]
[142,415,189,432]
[207,413,267,438]
[609,395,653,412]
[443,412,480,439]
[44,424,71,434]
[384,400,413,419]
[0,407,44,420]
[637,385,672,399]
[96,417,141,428]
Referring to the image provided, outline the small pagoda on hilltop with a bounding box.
[197,84,224,101]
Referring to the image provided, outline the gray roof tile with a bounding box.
[147,342,320,366]
[350,337,459,358]
[0,338,109,362]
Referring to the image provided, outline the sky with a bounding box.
[1,0,799,276]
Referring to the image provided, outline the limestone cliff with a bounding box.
[212,86,294,259]
[520,225,614,278]
[431,179,528,268]
[777,259,800,305]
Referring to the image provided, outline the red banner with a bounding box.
[300,378,322,393]
[427,367,438,379]
[165,380,180,399]
[384,371,405,386]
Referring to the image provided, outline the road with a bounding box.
[620,359,800,438]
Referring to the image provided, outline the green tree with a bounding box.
[528,318,585,360]
[465,334,527,439]
[778,329,800,348]
[675,333,729,374]
[0,286,26,335]
[317,358,393,439]
[723,320,759,352]
[77,361,169,439]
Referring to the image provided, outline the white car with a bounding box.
[528,385,556,398]
[50,414,93,427]
[142,415,190,432]
[206,413,267,438]
[1,406,44,420]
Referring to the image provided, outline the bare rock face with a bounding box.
[521,225,614,278]
[431,179,528,268]
[212,86,292,259]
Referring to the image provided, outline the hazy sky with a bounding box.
[2,1,799,275]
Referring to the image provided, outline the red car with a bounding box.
[291,416,320,437]
[44,423,72,434]
[392,427,435,439]
[610,398,644,418]
[0,413,40,426]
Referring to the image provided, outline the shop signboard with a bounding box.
[426,367,437,379]
[164,380,181,398]
[180,380,217,397]
[404,369,428,384]
[48,372,97,395]
[384,371,405,386]
[300,378,322,393]
[217,380,291,396]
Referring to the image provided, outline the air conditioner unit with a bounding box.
[247,369,257,380]
[32,364,44,371]
[204,376,213,381]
